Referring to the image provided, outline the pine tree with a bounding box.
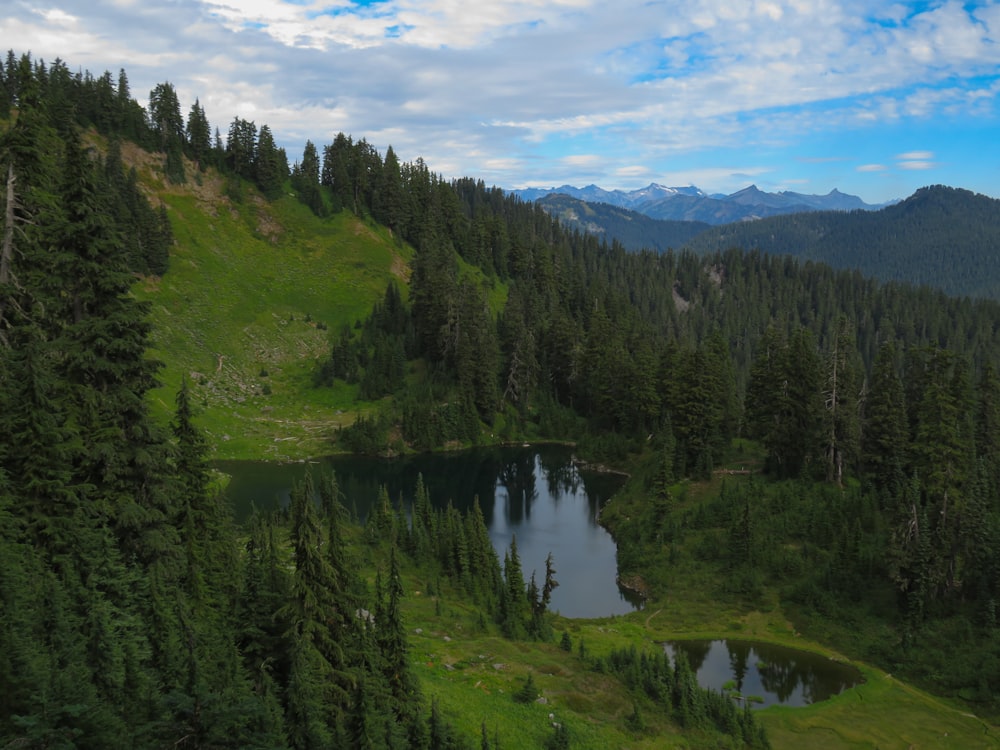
[147,81,185,183]
[823,316,863,485]
[185,98,212,172]
[976,362,1000,496]
[381,543,417,706]
[226,117,257,181]
[374,144,408,238]
[500,536,528,638]
[863,341,908,494]
[48,135,174,563]
[255,124,287,200]
[292,139,324,215]
[287,473,349,668]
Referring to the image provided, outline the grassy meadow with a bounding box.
[392,556,1000,749]
[132,159,410,459]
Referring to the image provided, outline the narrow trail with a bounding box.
[645,608,662,629]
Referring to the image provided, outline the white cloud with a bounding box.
[858,164,888,172]
[561,154,604,167]
[614,165,654,179]
[897,151,934,161]
[1,0,996,201]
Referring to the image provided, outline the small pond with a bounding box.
[663,639,863,709]
[216,445,641,619]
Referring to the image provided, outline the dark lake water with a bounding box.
[663,639,863,708]
[216,445,640,619]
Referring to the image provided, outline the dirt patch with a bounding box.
[390,252,411,281]
[117,139,234,218]
[250,195,282,243]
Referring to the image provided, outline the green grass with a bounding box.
[760,666,999,749]
[134,172,412,460]
[397,571,697,749]
[395,565,1000,749]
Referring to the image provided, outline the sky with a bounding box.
[3,0,999,204]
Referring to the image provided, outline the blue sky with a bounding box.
[3,0,998,203]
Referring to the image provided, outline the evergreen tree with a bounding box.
[185,98,212,171]
[226,116,257,180]
[746,325,823,478]
[292,139,324,215]
[863,341,908,494]
[147,81,185,183]
[321,131,353,212]
[255,124,287,200]
[47,135,174,563]
[499,283,540,415]
[375,144,408,238]
[500,536,528,638]
[822,316,863,485]
[976,362,1000,495]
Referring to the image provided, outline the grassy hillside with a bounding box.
[128,148,411,460]
[395,525,999,749]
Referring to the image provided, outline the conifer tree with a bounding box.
[292,139,324,215]
[255,124,287,200]
[976,362,1000,495]
[147,81,185,183]
[823,316,863,485]
[863,341,908,494]
[375,144,408,238]
[185,98,212,171]
[48,134,174,563]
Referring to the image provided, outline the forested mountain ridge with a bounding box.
[526,184,1000,300]
[535,193,710,252]
[685,184,1000,300]
[5,48,1000,748]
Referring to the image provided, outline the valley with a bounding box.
[3,49,1000,749]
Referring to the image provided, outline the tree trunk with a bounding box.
[0,163,16,335]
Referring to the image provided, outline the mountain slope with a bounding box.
[536,193,709,251]
[126,145,411,459]
[684,185,1000,299]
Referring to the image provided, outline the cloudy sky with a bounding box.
[3,0,999,203]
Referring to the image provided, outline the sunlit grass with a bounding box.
[134,178,411,460]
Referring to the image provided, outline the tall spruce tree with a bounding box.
[863,341,908,494]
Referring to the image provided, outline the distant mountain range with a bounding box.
[531,194,711,253]
[525,185,1000,300]
[511,183,889,225]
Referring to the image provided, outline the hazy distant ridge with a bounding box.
[511,182,886,224]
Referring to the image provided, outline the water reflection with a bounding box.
[664,639,862,708]
[217,445,638,618]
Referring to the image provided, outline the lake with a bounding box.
[216,445,640,618]
[663,639,863,708]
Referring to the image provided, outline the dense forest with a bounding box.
[3,48,1000,746]
[530,184,1000,301]
[684,185,1000,300]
